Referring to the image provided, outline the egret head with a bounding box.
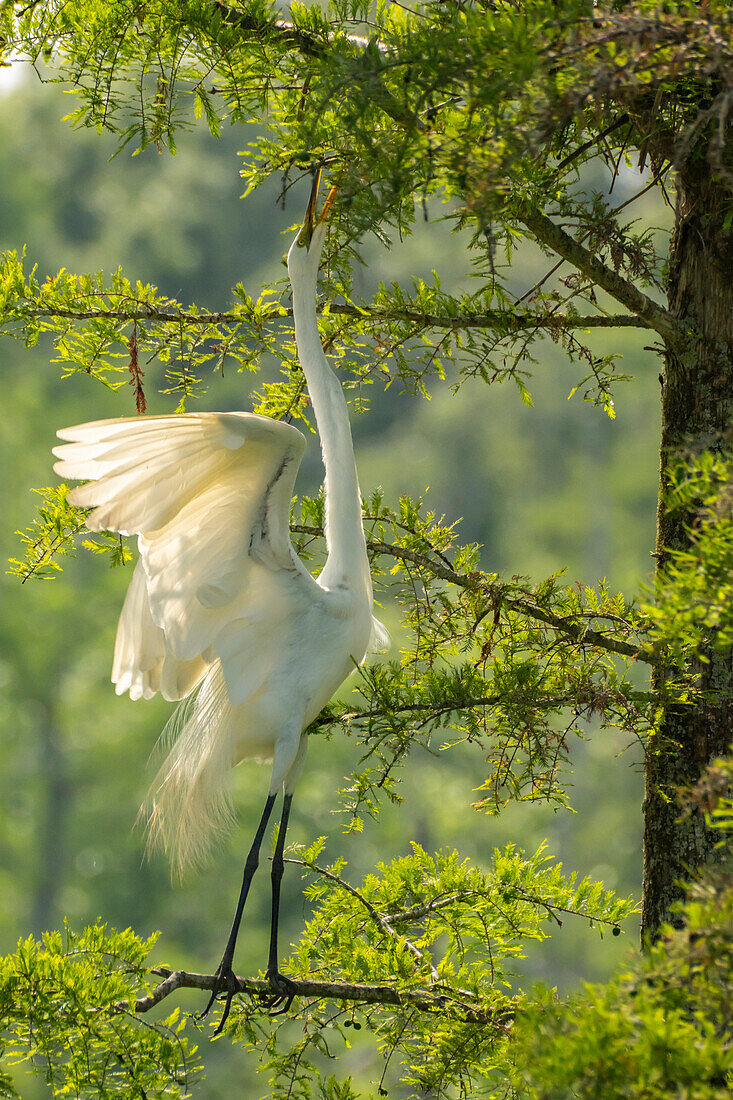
[287,169,336,277]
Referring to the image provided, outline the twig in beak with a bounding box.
[298,168,323,246]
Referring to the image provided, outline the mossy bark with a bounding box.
[642,169,733,940]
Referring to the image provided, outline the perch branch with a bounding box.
[131,967,512,1028]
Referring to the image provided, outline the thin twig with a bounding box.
[516,204,681,344]
[556,113,631,172]
[285,857,440,980]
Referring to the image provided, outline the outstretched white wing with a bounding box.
[53,412,309,700]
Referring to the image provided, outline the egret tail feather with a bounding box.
[141,663,238,876]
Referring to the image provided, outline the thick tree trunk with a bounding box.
[641,169,733,940]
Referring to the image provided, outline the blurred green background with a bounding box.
[0,72,664,1095]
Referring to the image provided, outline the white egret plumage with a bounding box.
[52,175,387,1029]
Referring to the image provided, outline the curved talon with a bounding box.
[197,990,219,1021]
[264,971,297,1016]
[213,987,237,1035]
[197,962,241,1035]
[265,994,294,1016]
[269,994,295,1017]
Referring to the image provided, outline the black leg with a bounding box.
[264,793,296,1015]
[199,791,277,1033]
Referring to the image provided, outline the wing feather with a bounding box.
[112,559,165,701]
[54,412,307,695]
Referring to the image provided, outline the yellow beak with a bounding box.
[298,168,337,247]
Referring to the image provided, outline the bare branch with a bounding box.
[292,525,660,666]
[330,304,651,332]
[387,887,628,931]
[556,112,631,172]
[131,967,512,1028]
[317,689,655,735]
[517,205,681,344]
[503,595,657,666]
[20,302,650,333]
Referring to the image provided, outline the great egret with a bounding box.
[53,174,387,1029]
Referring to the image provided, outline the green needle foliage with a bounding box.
[172,840,637,1098]
[2,0,733,1095]
[511,854,733,1100]
[0,924,200,1098]
[2,0,719,411]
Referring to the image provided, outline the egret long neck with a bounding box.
[292,268,370,593]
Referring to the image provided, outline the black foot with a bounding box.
[261,970,297,1016]
[198,959,241,1035]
